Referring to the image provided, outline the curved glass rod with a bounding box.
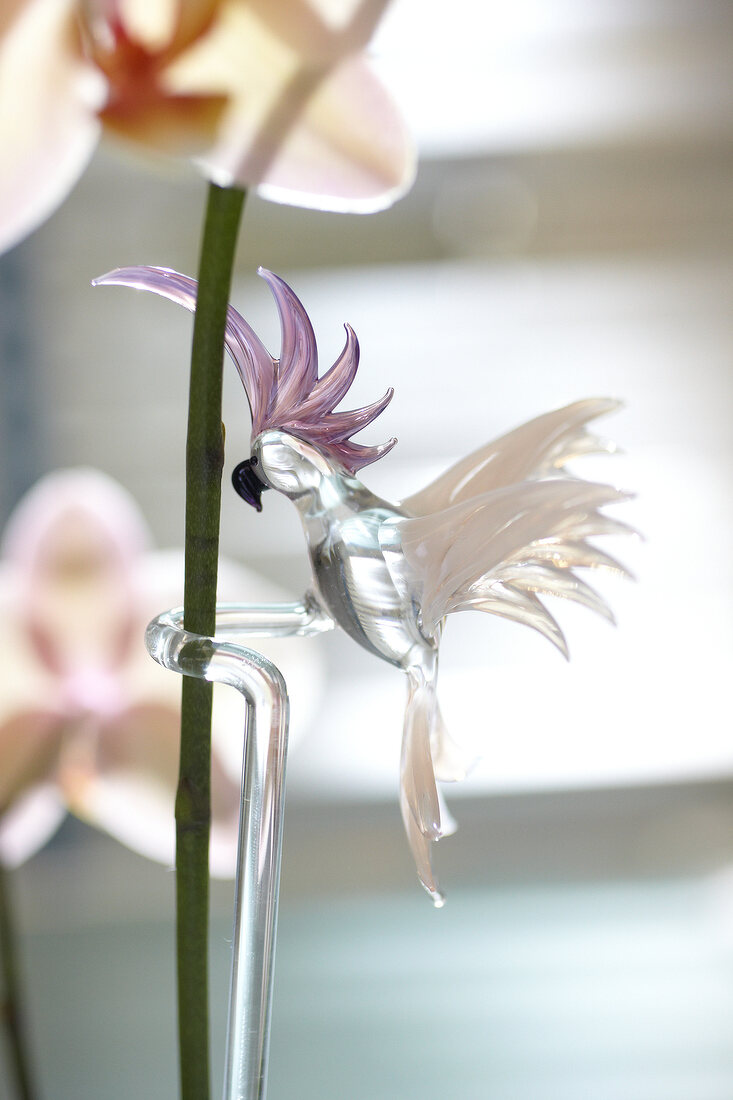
[145,597,334,1100]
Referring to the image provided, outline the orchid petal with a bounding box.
[0,471,325,870]
[100,91,228,157]
[247,0,393,64]
[1,469,151,678]
[0,0,31,39]
[59,702,241,875]
[60,703,179,867]
[116,0,220,56]
[56,699,260,877]
[167,0,221,54]
[165,0,415,211]
[0,655,67,865]
[0,710,63,812]
[0,784,66,868]
[1,0,413,254]
[1,467,151,574]
[0,0,103,253]
[0,579,68,866]
[250,55,414,213]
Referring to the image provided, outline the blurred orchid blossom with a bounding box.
[0,468,322,871]
[0,0,414,252]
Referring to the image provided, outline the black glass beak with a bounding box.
[232,457,269,512]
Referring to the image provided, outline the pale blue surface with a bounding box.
[14,877,733,1100]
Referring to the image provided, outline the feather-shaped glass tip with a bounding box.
[94,265,637,905]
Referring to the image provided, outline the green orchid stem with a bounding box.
[0,861,38,1100]
[178,181,245,1100]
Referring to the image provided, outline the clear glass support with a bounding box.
[145,596,334,1100]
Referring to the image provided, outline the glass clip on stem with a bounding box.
[145,598,334,1100]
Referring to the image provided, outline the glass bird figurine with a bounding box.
[96,266,633,904]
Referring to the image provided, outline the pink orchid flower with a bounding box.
[0,0,414,252]
[0,468,321,872]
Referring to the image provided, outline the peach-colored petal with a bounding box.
[246,55,414,213]
[164,0,222,56]
[0,560,57,701]
[0,784,66,867]
[100,90,227,156]
[0,566,67,856]
[0,685,66,866]
[248,0,392,65]
[1,468,151,571]
[59,705,179,865]
[0,0,32,39]
[0,710,63,810]
[2,468,151,677]
[81,0,229,155]
[115,0,220,56]
[115,0,179,51]
[61,703,241,874]
[165,0,414,211]
[0,0,104,253]
[0,470,325,870]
